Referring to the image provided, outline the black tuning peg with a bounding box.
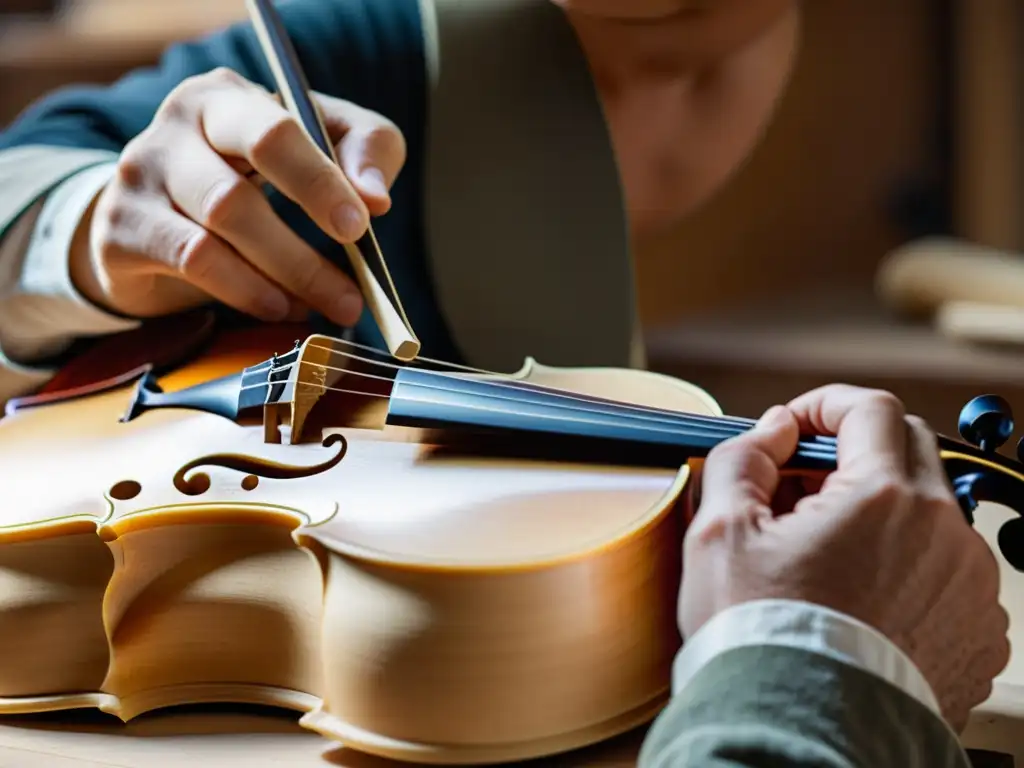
[959,395,1015,453]
[999,517,1024,572]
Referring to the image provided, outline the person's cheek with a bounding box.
[610,5,800,238]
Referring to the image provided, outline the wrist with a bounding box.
[67,188,111,313]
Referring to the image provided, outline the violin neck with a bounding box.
[385,368,838,470]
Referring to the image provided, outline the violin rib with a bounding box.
[0,323,706,765]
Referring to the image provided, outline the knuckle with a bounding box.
[160,78,204,120]
[156,92,189,123]
[288,257,330,299]
[391,128,408,165]
[689,507,747,547]
[905,414,930,431]
[94,184,135,233]
[203,66,244,88]
[199,178,250,231]
[997,630,1012,670]
[115,141,151,189]
[907,413,942,447]
[305,162,346,201]
[973,536,1002,587]
[101,197,133,231]
[249,115,303,167]
[175,231,217,280]
[994,606,1012,643]
[862,473,913,509]
[159,68,241,119]
[864,388,906,416]
[978,679,995,706]
[952,534,1002,602]
[367,121,405,156]
[198,66,246,91]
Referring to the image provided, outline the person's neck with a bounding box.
[558,2,799,238]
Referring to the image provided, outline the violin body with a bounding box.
[0,317,721,764]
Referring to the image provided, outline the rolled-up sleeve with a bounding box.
[0,148,134,402]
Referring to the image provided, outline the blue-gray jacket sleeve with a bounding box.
[638,645,971,768]
[0,0,426,154]
[0,0,466,362]
[0,0,637,377]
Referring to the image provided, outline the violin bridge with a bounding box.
[261,336,337,445]
[263,401,287,444]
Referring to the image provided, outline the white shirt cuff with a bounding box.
[672,599,942,717]
[0,161,138,366]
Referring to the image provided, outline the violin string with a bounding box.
[304,338,768,429]
[246,358,798,441]
[307,337,496,376]
[237,364,837,459]
[259,341,837,445]
[303,378,837,459]
[378,376,836,457]
[304,338,836,444]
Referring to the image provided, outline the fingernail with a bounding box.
[334,291,363,325]
[360,167,389,198]
[331,203,367,241]
[755,405,787,431]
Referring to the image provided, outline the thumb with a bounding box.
[693,405,800,531]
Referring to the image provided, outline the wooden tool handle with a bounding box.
[935,300,1024,346]
[876,237,1024,317]
[244,0,420,362]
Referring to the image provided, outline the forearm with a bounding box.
[639,600,971,768]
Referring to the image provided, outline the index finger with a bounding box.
[201,84,370,244]
[786,384,909,477]
[692,405,799,534]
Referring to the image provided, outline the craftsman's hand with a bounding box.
[681,384,1010,732]
[71,67,407,325]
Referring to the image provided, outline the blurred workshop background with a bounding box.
[3,0,1023,441]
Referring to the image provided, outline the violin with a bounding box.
[3,1,1024,764]
[2,306,1024,765]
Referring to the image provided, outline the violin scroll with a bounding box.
[946,395,1024,571]
[958,394,1015,454]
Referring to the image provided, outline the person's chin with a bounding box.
[549,0,708,22]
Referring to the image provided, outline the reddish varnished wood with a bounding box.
[37,309,218,396]
[5,364,153,416]
[8,310,316,415]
